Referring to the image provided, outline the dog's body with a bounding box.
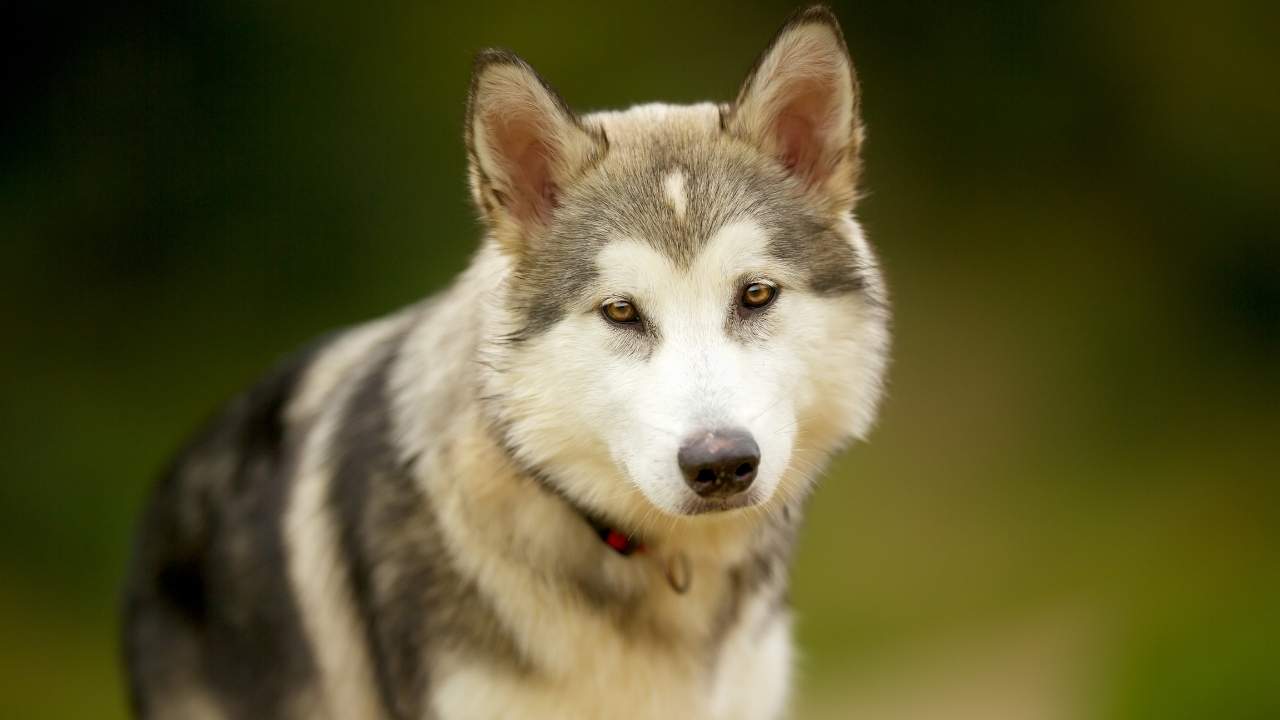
[123,8,890,719]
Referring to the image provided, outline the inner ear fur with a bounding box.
[465,49,606,252]
[728,6,864,209]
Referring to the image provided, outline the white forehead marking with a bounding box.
[662,169,687,219]
[593,218,784,298]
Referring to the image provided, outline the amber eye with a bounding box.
[740,282,777,310]
[602,299,640,324]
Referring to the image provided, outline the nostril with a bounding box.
[678,428,761,499]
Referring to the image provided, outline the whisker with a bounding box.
[748,394,788,424]
[630,417,681,439]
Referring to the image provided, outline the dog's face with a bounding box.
[472,8,889,524]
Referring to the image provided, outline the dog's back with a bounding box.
[123,340,331,718]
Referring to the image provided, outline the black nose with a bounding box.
[678,429,760,499]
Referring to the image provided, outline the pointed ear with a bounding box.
[466,50,605,251]
[727,6,863,208]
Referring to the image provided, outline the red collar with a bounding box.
[513,458,647,556]
[595,525,645,556]
[590,514,689,594]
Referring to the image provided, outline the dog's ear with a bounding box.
[466,50,605,252]
[728,6,863,209]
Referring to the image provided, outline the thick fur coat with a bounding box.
[123,7,890,719]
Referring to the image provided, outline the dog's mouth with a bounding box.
[679,491,759,516]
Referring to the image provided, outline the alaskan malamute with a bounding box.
[124,6,890,718]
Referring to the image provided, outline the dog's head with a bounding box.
[472,7,889,527]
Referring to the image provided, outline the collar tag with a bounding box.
[665,552,691,594]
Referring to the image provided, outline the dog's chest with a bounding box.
[413,424,797,718]
[428,584,792,720]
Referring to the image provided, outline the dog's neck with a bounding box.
[425,400,797,608]
[406,401,796,676]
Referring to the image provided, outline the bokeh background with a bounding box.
[3,2,1278,717]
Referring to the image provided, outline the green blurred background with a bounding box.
[3,1,1278,717]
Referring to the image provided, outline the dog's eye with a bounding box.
[740,282,777,310]
[602,299,640,324]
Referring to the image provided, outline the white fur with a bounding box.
[440,207,884,717]
[274,15,886,719]
[663,169,688,218]
[277,107,886,720]
[590,219,801,515]
[710,593,793,718]
[485,213,884,524]
[423,419,792,720]
[284,317,409,720]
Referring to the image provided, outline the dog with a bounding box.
[122,6,890,718]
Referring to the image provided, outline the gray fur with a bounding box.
[123,340,328,719]
[508,128,870,343]
[329,337,527,719]
[123,6,885,718]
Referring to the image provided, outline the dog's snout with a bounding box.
[678,429,760,499]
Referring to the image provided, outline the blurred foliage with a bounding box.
[2,1,1278,718]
